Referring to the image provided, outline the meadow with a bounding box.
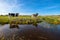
[42,15,60,24]
[0,15,60,25]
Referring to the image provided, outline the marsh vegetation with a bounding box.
[0,15,60,40]
[0,15,60,25]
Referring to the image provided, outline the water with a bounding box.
[0,22,60,40]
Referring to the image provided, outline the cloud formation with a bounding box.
[0,0,23,15]
[0,0,60,15]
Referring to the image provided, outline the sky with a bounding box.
[0,0,60,15]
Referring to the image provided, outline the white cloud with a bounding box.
[0,0,23,15]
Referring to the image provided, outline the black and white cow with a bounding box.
[9,13,19,17]
[32,13,38,17]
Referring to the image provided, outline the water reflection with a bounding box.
[10,25,19,29]
[33,24,38,27]
[10,24,38,29]
[0,22,60,40]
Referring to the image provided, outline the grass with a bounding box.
[0,15,60,25]
[0,15,42,25]
[42,16,60,24]
[0,16,9,25]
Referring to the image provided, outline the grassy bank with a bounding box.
[42,16,60,24]
[0,15,60,25]
[0,16,42,25]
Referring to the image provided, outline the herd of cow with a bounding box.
[8,13,39,17]
[9,13,19,17]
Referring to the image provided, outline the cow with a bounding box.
[32,13,38,17]
[8,13,19,17]
[16,13,19,17]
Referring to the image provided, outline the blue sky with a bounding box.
[0,0,60,15]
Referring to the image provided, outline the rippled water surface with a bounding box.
[0,22,60,40]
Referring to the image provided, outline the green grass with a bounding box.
[42,16,60,24]
[0,16,42,25]
[0,15,60,25]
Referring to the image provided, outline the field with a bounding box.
[0,15,60,25]
[42,15,60,24]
